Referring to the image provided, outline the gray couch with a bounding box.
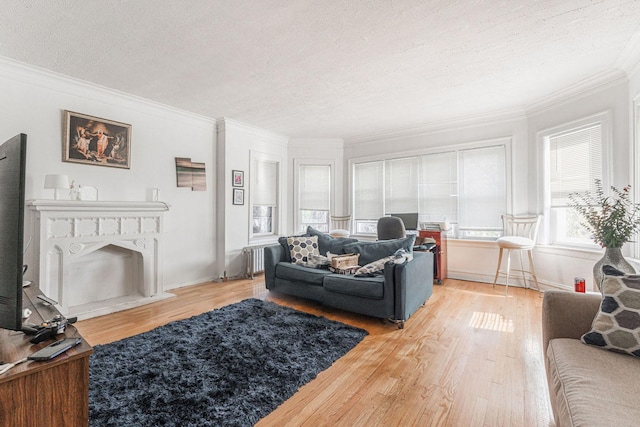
[542,291,640,426]
[264,233,434,328]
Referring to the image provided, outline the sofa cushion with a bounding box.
[547,338,640,426]
[354,255,394,277]
[323,274,385,299]
[275,262,332,286]
[582,271,640,357]
[343,235,416,266]
[306,226,358,255]
[287,235,320,265]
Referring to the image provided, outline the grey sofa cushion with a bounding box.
[547,338,640,427]
[343,235,416,266]
[323,274,385,299]
[306,226,358,255]
[275,262,332,286]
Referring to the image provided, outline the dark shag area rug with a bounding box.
[89,298,368,426]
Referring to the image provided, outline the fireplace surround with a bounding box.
[25,200,172,320]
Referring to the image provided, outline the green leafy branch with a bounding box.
[568,179,640,248]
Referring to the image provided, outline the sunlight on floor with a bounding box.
[469,311,515,333]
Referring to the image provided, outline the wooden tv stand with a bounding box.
[0,286,93,427]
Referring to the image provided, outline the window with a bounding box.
[542,113,609,247]
[419,152,457,225]
[385,157,419,214]
[353,161,384,234]
[251,154,279,237]
[351,139,509,238]
[298,164,331,232]
[458,145,506,239]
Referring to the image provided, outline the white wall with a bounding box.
[527,77,631,290]
[216,118,289,279]
[5,55,639,293]
[343,115,532,287]
[343,76,635,292]
[0,58,218,290]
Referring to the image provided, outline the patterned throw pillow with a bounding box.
[354,255,395,277]
[582,271,640,357]
[287,235,319,265]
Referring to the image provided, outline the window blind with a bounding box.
[549,124,602,207]
[458,145,506,231]
[299,165,330,210]
[353,161,384,220]
[385,157,418,214]
[419,152,458,223]
[253,159,278,206]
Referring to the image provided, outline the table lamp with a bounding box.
[44,174,69,200]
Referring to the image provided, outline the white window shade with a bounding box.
[299,165,330,210]
[419,152,457,223]
[353,161,384,220]
[549,124,602,208]
[385,157,418,213]
[253,160,278,206]
[458,145,506,231]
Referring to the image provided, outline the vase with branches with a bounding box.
[569,179,640,291]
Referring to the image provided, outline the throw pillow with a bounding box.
[278,233,309,262]
[287,235,320,265]
[306,226,358,255]
[354,255,395,277]
[343,235,416,266]
[302,253,330,269]
[581,269,640,357]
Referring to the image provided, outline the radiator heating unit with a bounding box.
[243,244,269,278]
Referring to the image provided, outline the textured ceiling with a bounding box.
[1,0,640,140]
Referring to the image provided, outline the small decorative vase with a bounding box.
[593,246,636,292]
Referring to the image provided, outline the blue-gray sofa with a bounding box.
[264,229,434,328]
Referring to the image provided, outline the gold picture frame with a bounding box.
[63,110,131,169]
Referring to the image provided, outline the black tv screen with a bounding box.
[388,213,419,230]
[0,134,27,331]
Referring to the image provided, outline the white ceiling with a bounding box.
[1,0,640,141]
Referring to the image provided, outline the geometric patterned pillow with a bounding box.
[354,255,394,277]
[581,272,640,357]
[287,235,319,265]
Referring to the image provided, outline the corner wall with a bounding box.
[0,58,218,290]
[216,118,289,279]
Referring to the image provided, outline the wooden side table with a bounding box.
[0,286,93,427]
[419,229,448,284]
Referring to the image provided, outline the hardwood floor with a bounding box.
[75,277,553,427]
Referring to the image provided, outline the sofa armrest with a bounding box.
[264,245,285,290]
[542,290,601,353]
[391,251,434,322]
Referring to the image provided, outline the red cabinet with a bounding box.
[419,230,447,284]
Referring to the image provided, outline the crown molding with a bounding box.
[217,117,290,146]
[525,69,628,117]
[288,137,344,149]
[344,107,526,147]
[615,26,640,77]
[0,55,216,127]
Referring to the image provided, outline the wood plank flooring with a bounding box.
[75,278,553,427]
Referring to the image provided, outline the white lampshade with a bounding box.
[44,174,69,200]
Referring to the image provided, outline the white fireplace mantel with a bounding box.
[25,199,173,320]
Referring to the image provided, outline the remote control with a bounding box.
[37,294,58,306]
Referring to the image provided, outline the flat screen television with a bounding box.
[0,133,27,331]
[388,212,419,230]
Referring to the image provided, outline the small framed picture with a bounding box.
[233,188,244,205]
[232,170,244,187]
